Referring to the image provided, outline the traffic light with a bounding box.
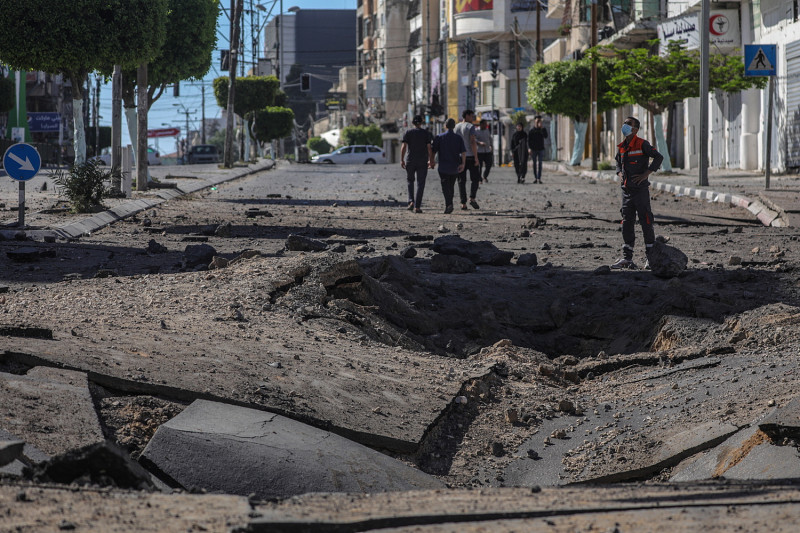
[301,73,310,92]
[489,59,499,79]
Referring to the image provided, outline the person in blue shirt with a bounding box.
[432,118,466,214]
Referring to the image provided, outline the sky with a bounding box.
[98,0,355,153]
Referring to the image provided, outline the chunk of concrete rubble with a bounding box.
[28,441,155,490]
[286,234,328,252]
[647,240,688,278]
[140,400,444,499]
[431,253,476,274]
[671,424,800,482]
[0,367,104,456]
[0,440,25,467]
[432,235,514,265]
[183,243,216,268]
[758,396,800,439]
[0,428,50,477]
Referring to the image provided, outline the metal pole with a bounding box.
[699,0,709,186]
[765,75,774,189]
[514,17,521,108]
[17,182,24,228]
[201,85,207,144]
[536,0,541,63]
[590,0,597,170]
[136,63,148,191]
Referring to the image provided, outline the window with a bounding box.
[368,146,381,152]
[354,146,367,153]
[338,147,352,154]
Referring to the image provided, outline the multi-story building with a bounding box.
[445,0,560,161]
[407,0,442,122]
[263,8,357,117]
[357,0,410,128]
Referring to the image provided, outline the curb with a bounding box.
[546,162,787,228]
[1,160,275,241]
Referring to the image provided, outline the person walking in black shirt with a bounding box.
[401,115,434,213]
[511,122,528,184]
[432,118,466,214]
[527,115,548,184]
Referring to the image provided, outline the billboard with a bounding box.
[454,0,492,15]
[27,112,60,133]
[657,10,740,55]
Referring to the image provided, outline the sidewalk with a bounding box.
[546,162,800,227]
[0,160,274,240]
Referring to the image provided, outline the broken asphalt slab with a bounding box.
[0,367,104,457]
[141,400,444,498]
[1,319,493,454]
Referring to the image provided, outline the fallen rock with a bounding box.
[27,441,154,490]
[647,240,688,278]
[286,234,328,252]
[140,400,444,499]
[209,256,229,270]
[0,440,24,467]
[430,253,476,274]
[214,222,233,237]
[516,253,538,267]
[432,235,513,265]
[146,239,169,254]
[401,246,417,259]
[183,243,217,268]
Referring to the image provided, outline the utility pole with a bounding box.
[201,84,206,144]
[94,76,100,158]
[699,0,709,186]
[412,58,417,116]
[590,0,597,170]
[513,17,521,109]
[225,0,243,167]
[464,38,474,110]
[425,0,431,118]
[536,0,542,63]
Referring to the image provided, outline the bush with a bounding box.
[341,124,382,147]
[598,160,613,171]
[50,160,113,213]
[307,136,332,154]
[510,110,527,127]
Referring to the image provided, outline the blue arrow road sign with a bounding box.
[744,44,777,77]
[3,143,41,181]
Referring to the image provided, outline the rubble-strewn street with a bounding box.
[3,161,800,531]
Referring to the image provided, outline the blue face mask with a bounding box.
[621,124,633,137]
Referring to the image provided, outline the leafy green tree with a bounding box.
[0,0,168,163]
[112,0,217,165]
[307,137,332,154]
[213,76,281,116]
[527,57,615,164]
[594,40,767,171]
[342,124,382,147]
[250,107,294,143]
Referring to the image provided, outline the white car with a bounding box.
[312,145,387,164]
[91,146,162,166]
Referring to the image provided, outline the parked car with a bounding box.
[311,145,387,164]
[186,144,220,164]
[91,146,162,166]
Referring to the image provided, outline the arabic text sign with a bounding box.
[27,112,61,133]
[657,10,740,56]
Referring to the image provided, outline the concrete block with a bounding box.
[141,400,444,499]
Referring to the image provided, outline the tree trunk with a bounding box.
[571,120,587,166]
[137,63,148,192]
[70,75,87,165]
[225,0,243,168]
[653,113,672,172]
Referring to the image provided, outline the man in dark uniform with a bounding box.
[401,114,434,213]
[611,116,664,270]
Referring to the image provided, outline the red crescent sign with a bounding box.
[709,14,728,36]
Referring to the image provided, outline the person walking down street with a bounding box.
[527,115,548,184]
[453,110,481,210]
[511,123,528,184]
[611,116,664,270]
[475,119,493,183]
[432,118,466,214]
[401,114,434,213]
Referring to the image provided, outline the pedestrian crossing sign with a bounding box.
[744,44,777,77]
